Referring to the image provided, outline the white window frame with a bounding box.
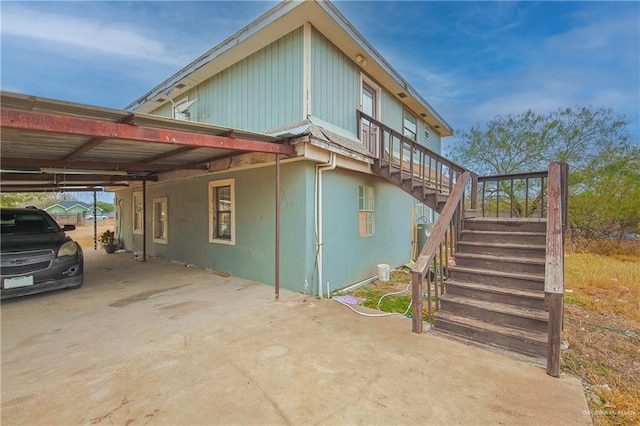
[152,197,168,244]
[403,109,418,141]
[209,179,236,245]
[133,191,143,235]
[360,73,381,119]
[358,185,375,238]
[423,122,431,140]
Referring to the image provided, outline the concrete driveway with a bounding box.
[2,250,591,425]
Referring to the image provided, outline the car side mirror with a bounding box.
[63,224,76,231]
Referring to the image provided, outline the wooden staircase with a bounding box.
[359,109,567,375]
[437,218,548,359]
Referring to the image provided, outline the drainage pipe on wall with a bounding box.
[314,152,337,298]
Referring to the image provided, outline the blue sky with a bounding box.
[2,0,639,145]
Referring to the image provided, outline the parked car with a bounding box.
[1,208,84,299]
[86,214,109,220]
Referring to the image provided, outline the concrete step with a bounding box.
[445,279,547,310]
[448,266,544,291]
[457,241,545,259]
[454,252,545,275]
[434,311,547,358]
[439,294,548,333]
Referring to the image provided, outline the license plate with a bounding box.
[3,275,34,289]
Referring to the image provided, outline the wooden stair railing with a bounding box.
[358,110,467,212]
[544,162,569,377]
[410,172,471,333]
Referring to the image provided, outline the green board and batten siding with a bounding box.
[311,28,361,135]
[310,28,441,153]
[115,161,413,294]
[321,170,413,288]
[116,162,316,294]
[151,28,304,133]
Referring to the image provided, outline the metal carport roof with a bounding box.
[0,91,295,192]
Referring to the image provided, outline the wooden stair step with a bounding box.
[454,252,545,275]
[454,252,545,266]
[434,311,547,358]
[457,241,545,251]
[440,294,548,322]
[449,266,544,282]
[446,279,545,301]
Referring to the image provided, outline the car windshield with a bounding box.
[0,213,62,235]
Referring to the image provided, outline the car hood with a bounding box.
[1,232,73,253]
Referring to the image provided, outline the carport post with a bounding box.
[275,153,280,300]
[93,190,97,250]
[143,179,147,263]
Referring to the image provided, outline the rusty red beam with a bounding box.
[0,173,157,182]
[62,137,108,161]
[1,109,295,155]
[1,157,207,171]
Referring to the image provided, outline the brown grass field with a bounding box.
[563,244,640,426]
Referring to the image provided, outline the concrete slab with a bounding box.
[2,251,591,425]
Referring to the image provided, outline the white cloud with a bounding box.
[1,6,189,66]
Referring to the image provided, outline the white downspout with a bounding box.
[315,153,337,298]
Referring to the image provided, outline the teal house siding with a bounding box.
[151,28,304,132]
[311,29,361,136]
[45,206,67,215]
[115,161,315,293]
[320,170,413,288]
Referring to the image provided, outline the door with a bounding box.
[361,82,379,157]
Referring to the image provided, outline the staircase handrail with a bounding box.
[545,162,568,377]
[410,171,471,333]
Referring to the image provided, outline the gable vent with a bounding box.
[397,92,407,98]
[175,83,188,89]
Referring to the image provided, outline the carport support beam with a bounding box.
[93,190,97,251]
[275,153,280,300]
[143,179,147,263]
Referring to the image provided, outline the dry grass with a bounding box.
[563,251,640,426]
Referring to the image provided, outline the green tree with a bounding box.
[569,144,640,244]
[96,201,115,213]
[447,105,639,243]
[447,106,630,175]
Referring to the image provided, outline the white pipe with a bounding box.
[314,153,337,298]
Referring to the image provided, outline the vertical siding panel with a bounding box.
[149,27,303,132]
[310,28,360,135]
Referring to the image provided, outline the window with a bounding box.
[424,122,431,140]
[403,110,417,141]
[152,197,168,244]
[133,191,143,235]
[209,179,235,245]
[358,185,375,237]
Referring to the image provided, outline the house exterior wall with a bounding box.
[151,27,304,132]
[115,161,315,293]
[44,205,67,214]
[310,28,441,153]
[321,170,414,288]
[310,28,361,135]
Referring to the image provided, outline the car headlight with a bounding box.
[58,241,78,257]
